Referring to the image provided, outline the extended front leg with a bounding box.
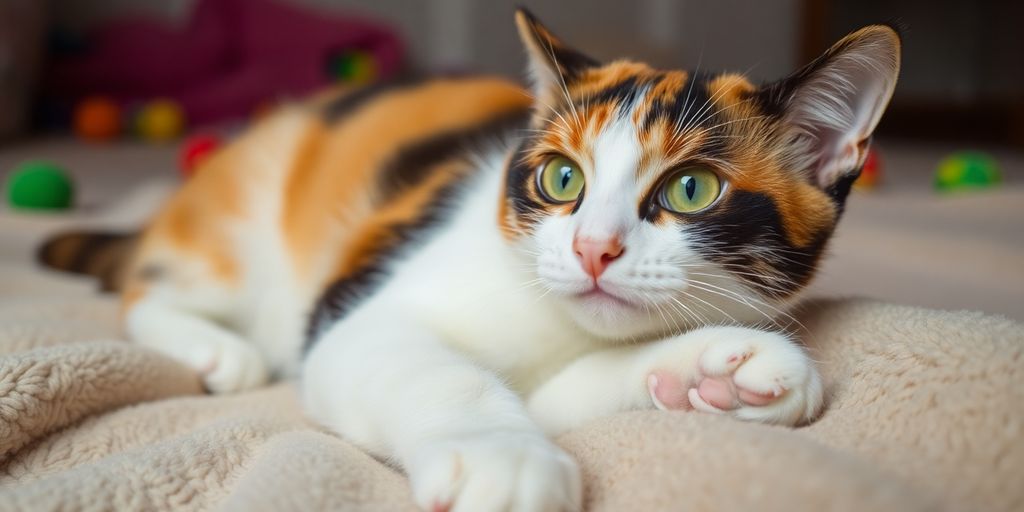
[528,326,824,435]
[303,316,581,512]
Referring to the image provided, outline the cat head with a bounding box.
[501,9,900,339]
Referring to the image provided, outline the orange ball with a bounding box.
[74,97,121,141]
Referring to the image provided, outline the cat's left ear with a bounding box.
[514,8,599,104]
[762,25,901,191]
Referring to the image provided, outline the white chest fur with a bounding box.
[338,157,599,393]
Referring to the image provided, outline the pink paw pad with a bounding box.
[647,371,693,411]
[697,377,737,410]
[737,387,780,406]
[692,376,785,411]
[648,372,785,412]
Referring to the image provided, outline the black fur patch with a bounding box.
[375,109,531,202]
[825,171,859,215]
[504,139,548,227]
[36,231,135,286]
[641,73,731,163]
[517,8,599,81]
[637,178,664,223]
[321,75,424,124]
[304,184,462,351]
[642,71,713,131]
[37,231,139,293]
[691,190,826,298]
[583,76,643,112]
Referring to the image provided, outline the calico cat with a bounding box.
[39,9,900,511]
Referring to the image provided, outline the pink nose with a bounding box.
[573,236,625,279]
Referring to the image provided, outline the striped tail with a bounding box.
[36,231,138,292]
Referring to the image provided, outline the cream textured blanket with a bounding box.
[0,259,1021,512]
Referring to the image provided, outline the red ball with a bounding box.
[179,134,223,178]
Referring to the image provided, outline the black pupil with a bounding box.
[683,176,696,200]
[560,167,573,190]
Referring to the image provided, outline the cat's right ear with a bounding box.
[760,25,901,196]
[514,8,599,105]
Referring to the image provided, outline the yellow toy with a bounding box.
[136,99,186,142]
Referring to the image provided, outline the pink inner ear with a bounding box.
[813,63,887,187]
[813,132,866,189]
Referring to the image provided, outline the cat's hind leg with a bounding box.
[120,248,268,394]
[125,294,268,393]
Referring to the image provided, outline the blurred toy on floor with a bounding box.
[135,100,186,143]
[5,161,74,210]
[853,146,882,190]
[179,134,224,178]
[72,96,121,142]
[38,0,404,132]
[935,151,1002,193]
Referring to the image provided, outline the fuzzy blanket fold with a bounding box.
[0,268,1021,511]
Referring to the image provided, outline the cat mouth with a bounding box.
[576,287,636,309]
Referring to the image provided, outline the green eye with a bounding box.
[661,167,722,213]
[538,156,585,203]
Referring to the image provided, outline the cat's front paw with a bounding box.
[647,328,823,426]
[408,431,581,512]
[198,338,269,394]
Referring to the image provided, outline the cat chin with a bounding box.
[558,292,665,341]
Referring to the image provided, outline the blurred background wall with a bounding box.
[12,0,1020,147]
[49,0,803,81]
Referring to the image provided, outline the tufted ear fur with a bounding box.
[514,8,599,107]
[761,25,901,192]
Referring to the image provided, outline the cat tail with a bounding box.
[36,230,139,292]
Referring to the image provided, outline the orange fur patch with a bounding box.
[281,78,530,281]
[571,61,655,99]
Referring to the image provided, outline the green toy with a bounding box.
[935,151,1002,192]
[5,161,74,210]
[326,50,377,85]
